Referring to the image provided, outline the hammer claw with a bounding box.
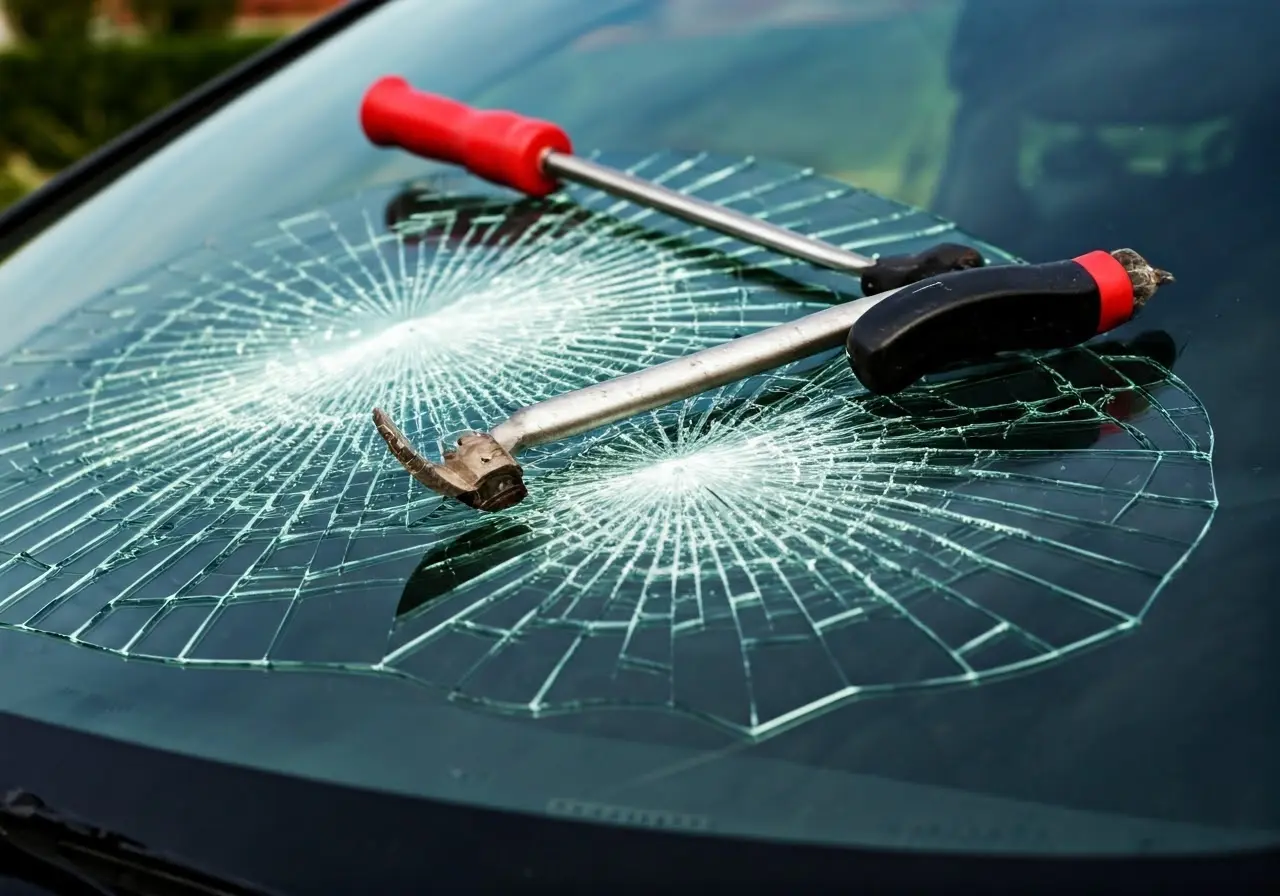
[373,408,528,511]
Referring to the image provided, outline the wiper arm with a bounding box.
[1,789,277,896]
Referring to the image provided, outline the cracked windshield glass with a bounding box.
[0,0,1277,854]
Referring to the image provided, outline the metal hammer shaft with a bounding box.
[489,289,892,453]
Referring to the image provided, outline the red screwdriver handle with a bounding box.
[360,77,573,197]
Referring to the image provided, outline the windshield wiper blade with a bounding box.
[1,789,278,896]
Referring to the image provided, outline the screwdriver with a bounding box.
[359,77,984,295]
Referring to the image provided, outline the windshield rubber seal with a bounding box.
[0,0,396,257]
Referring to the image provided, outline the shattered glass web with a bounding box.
[0,151,1215,738]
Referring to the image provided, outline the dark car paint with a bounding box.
[3,710,1277,894]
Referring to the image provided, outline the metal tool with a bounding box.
[371,249,1172,512]
[373,284,897,513]
[358,80,1172,512]
[360,77,985,295]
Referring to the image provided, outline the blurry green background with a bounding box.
[0,0,339,210]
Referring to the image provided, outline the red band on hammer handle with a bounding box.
[360,77,572,197]
[1073,250,1135,334]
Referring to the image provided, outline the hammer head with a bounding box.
[373,409,527,511]
[451,432,528,510]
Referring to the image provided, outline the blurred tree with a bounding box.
[130,0,238,35]
[0,0,291,212]
[0,171,29,208]
[4,0,95,43]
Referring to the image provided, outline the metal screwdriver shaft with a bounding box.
[540,152,876,273]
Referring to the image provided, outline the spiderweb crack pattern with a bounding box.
[0,151,1215,738]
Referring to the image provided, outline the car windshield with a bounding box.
[1,0,1277,856]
